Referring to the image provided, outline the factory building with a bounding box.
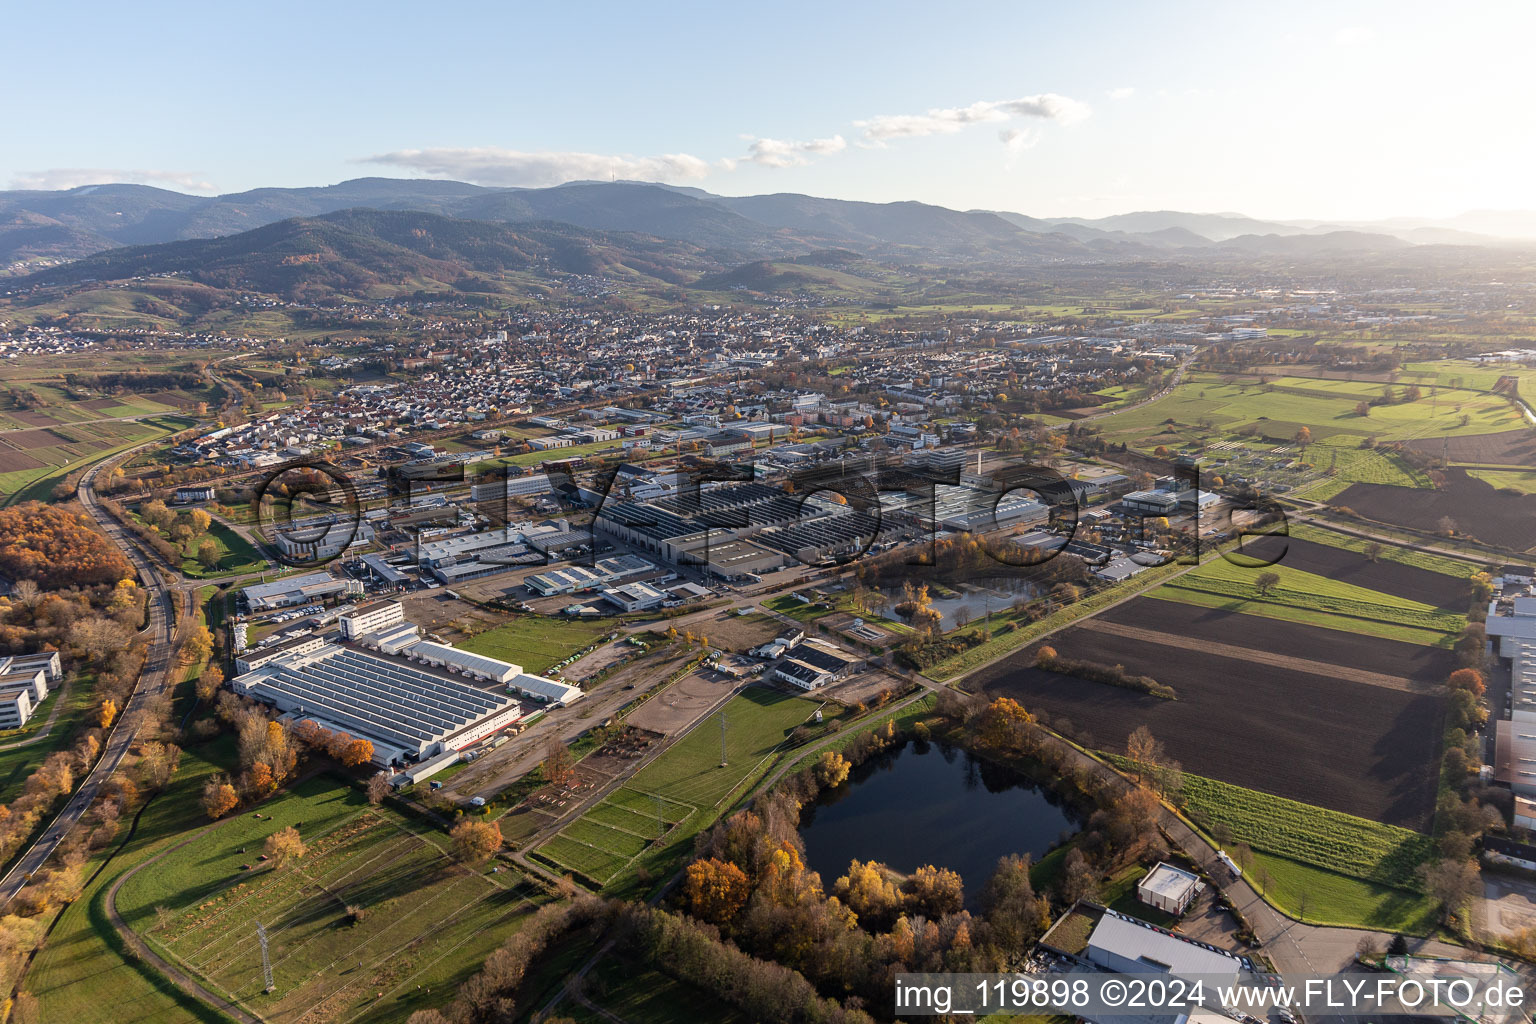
[242,571,352,612]
[339,600,406,640]
[231,642,526,765]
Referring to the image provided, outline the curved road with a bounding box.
[0,454,184,906]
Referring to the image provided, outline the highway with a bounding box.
[0,454,185,906]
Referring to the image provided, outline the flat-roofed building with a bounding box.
[339,600,405,640]
[405,641,521,684]
[509,672,584,706]
[231,642,525,765]
[1084,912,1243,988]
[243,571,349,612]
[1137,862,1201,915]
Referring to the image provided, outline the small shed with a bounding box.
[1137,861,1201,915]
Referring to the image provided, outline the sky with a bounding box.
[10,0,1535,222]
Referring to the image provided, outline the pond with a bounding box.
[877,580,1039,631]
[799,740,1080,907]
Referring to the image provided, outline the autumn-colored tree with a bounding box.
[97,699,117,730]
[200,776,238,820]
[180,625,214,666]
[194,663,224,702]
[263,826,306,868]
[1294,427,1311,444]
[543,738,574,787]
[0,506,133,589]
[683,857,751,926]
[905,864,964,918]
[1448,668,1486,696]
[450,820,502,865]
[340,738,374,768]
[246,762,277,798]
[977,697,1033,751]
[813,750,850,788]
[188,508,212,534]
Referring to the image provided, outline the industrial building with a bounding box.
[774,638,857,690]
[339,600,406,640]
[1082,911,1244,988]
[1136,862,1201,915]
[1485,579,1536,794]
[272,514,375,563]
[231,641,526,765]
[1121,489,1182,516]
[242,571,353,612]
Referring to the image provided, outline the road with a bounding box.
[0,453,186,907]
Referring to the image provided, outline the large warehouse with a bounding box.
[231,642,526,765]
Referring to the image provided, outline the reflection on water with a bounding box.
[799,740,1080,907]
[876,580,1040,631]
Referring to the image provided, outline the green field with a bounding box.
[0,674,93,805]
[555,951,753,1024]
[1106,760,1439,933]
[1286,522,1477,578]
[117,774,548,1024]
[28,739,238,1024]
[0,416,192,505]
[460,615,620,675]
[1151,556,1463,646]
[1174,770,1434,888]
[1466,467,1536,495]
[1087,373,1522,453]
[179,520,267,577]
[1248,849,1439,933]
[534,686,825,889]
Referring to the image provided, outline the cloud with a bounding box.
[9,168,217,193]
[1107,87,1136,100]
[738,134,847,169]
[855,93,1090,143]
[360,147,714,187]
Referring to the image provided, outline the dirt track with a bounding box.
[1076,617,1437,693]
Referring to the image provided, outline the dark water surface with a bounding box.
[799,741,1080,906]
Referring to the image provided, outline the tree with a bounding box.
[1364,542,1383,563]
[1355,401,1371,417]
[194,664,224,702]
[542,738,574,787]
[683,857,751,926]
[1126,725,1164,782]
[450,819,502,865]
[1447,668,1486,696]
[813,750,850,788]
[981,854,1048,949]
[263,826,306,869]
[978,697,1034,752]
[1254,571,1281,596]
[97,699,117,729]
[200,776,238,820]
[1061,847,1099,904]
[1418,858,1480,925]
[196,539,220,570]
[188,508,212,534]
[366,772,391,805]
[1294,427,1311,445]
[339,738,374,768]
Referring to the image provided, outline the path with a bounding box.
[0,679,73,751]
[1076,617,1437,694]
[104,819,266,1024]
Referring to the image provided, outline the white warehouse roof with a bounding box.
[406,641,521,684]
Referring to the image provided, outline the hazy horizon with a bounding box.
[11,0,1534,224]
